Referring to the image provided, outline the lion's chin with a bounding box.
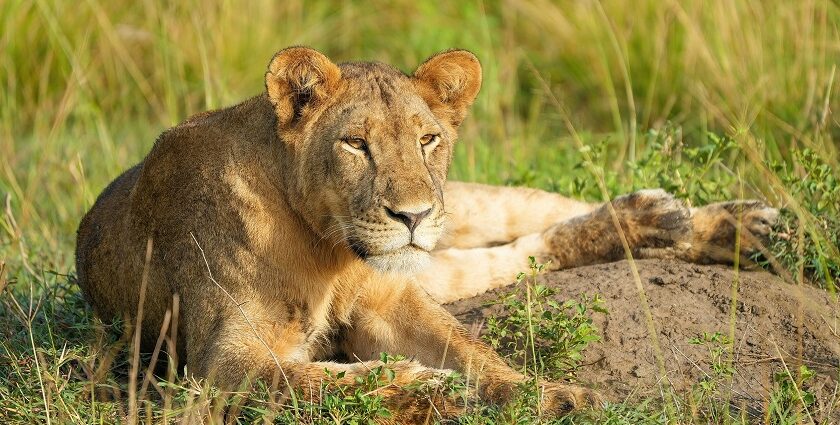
[364,246,431,275]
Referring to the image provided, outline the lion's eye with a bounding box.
[342,137,368,152]
[420,134,438,146]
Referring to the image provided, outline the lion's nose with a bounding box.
[384,206,432,233]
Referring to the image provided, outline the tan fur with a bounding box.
[76,47,777,421]
[421,188,778,303]
[75,47,598,422]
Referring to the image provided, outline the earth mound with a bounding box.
[445,259,839,418]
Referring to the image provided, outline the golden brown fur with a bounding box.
[76,47,777,422]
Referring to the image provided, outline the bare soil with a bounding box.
[445,259,840,417]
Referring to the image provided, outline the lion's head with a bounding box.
[264,47,481,273]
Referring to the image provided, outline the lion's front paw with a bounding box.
[539,382,603,417]
[685,200,779,264]
[611,189,692,250]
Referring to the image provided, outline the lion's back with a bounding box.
[75,163,143,322]
[73,95,279,351]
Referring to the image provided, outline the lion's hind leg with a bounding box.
[543,189,692,268]
[421,191,779,307]
[418,189,692,302]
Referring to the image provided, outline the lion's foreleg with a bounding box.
[189,322,464,423]
[338,278,598,415]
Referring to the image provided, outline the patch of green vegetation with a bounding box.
[686,332,736,423]
[269,353,439,425]
[459,258,606,424]
[485,257,606,381]
[768,365,818,425]
[276,355,399,424]
[767,149,840,290]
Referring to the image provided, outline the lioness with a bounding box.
[76,47,777,421]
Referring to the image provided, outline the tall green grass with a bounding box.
[1,0,838,423]
[2,0,838,266]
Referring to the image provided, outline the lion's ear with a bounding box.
[265,47,341,127]
[412,50,482,128]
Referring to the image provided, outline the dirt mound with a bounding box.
[446,259,839,416]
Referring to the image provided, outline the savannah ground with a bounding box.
[1,0,839,423]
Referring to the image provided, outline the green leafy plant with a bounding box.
[631,127,739,206]
[765,149,840,290]
[273,353,402,424]
[568,125,739,205]
[485,257,606,380]
[767,365,817,425]
[686,332,736,422]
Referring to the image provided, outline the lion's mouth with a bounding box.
[347,237,428,260]
[394,243,428,255]
[347,237,371,259]
[363,246,431,274]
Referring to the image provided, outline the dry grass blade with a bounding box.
[128,238,153,424]
[0,261,7,295]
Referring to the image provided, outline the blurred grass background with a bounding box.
[2,0,838,274]
[1,0,839,422]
